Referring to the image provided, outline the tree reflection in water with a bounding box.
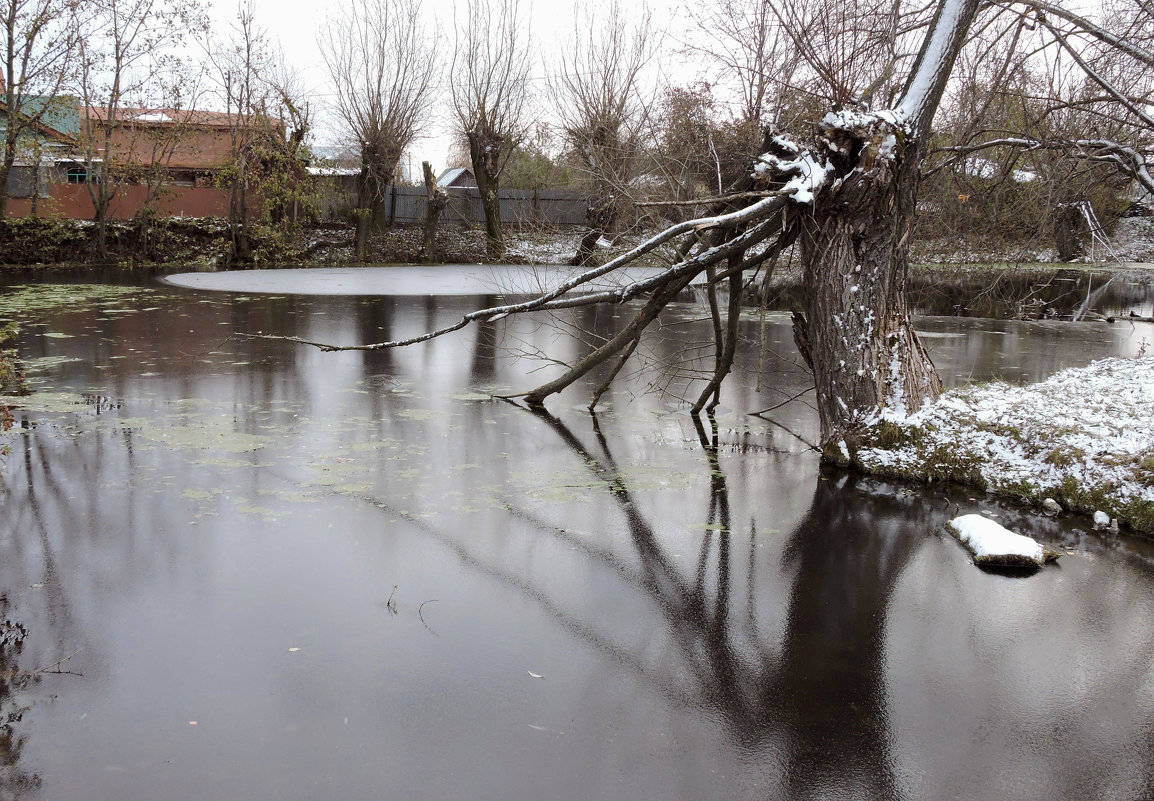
[1,596,40,800]
[532,408,932,799]
[344,401,933,798]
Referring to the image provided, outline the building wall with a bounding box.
[6,183,254,220]
[103,122,235,171]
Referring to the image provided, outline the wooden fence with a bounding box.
[312,177,590,227]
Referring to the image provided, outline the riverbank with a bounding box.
[3,214,1154,270]
[850,355,1154,536]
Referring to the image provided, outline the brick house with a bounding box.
[2,99,282,220]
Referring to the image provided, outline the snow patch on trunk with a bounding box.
[898,0,975,128]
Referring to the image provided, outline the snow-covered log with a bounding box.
[947,514,1059,569]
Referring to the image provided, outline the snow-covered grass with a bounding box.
[947,513,1057,568]
[856,356,1154,534]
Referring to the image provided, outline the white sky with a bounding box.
[241,0,691,172]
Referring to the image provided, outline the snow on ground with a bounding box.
[911,214,1154,264]
[503,232,584,265]
[947,513,1053,568]
[857,356,1154,533]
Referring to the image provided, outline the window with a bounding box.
[66,166,94,184]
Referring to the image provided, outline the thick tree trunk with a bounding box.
[1055,201,1086,261]
[572,195,617,267]
[355,141,402,259]
[468,130,505,258]
[795,131,941,458]
[0,163,11,219]
[789,0,979,456]
[421,161,447,260]
[354,183,382,260]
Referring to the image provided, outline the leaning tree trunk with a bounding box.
[794,132,942,460]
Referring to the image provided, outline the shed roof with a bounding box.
[437,166,475,187]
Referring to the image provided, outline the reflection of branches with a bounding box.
[345,399,937,793]
[0,597,41,799]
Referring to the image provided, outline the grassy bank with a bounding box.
[850,356,1154,536]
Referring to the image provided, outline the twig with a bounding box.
[755,416,821,452]
[386,585,398,614]
[749,386,816,415]
[33,648,82,675]
[179,333,239,358]
[418,599,439,635]
[635,191,777,208]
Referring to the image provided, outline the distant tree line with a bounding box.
[1,0,1150,266]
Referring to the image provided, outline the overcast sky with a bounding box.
[240,0,689,171]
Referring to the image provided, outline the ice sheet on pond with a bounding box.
[163,265,671,297]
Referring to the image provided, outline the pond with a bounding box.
[2,267,1154,801]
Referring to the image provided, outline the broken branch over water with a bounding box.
[242,177,801,407]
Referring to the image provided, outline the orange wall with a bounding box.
[105,124,235,171]
[7,183,258,220]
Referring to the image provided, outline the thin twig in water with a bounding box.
[749,386,816,416]
[757,416,821,452]
[180,333,239,358]
[33,648,82,675]
[386,585,398,614]
[418,599,439,635]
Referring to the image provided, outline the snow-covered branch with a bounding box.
[938,136,1154,196]
[897,0,982,133]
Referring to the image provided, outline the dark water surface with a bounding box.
[2,269,1154,800]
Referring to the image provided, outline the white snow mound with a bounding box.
[858,356,1154,532]
[947,514,1053,568]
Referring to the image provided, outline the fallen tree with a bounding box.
[258,0,1150,463]
[262,0,981,457]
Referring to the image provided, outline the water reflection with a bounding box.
[522,410,927,799]
[1,278,1154,800]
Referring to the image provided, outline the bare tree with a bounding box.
[997,0,1154,197]
[450,0,532,257]
[0,0,78,218]
[549,0,658,265]
[262,0,1154,463]
[75,0,207,255]
[318,0,437,258]
[923,0,1153,260]
[681,0,805,132]
[204,2,266,263]
[204,4,313,265]
[122,85,205,256]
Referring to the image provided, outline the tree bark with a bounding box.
[0,163,11,219]
[572,195,617,267]
[421,160,447,260]
[790,0,980,456]
[468,129,505,257]
[1055,202,1086,261]
[795,123,944,459]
